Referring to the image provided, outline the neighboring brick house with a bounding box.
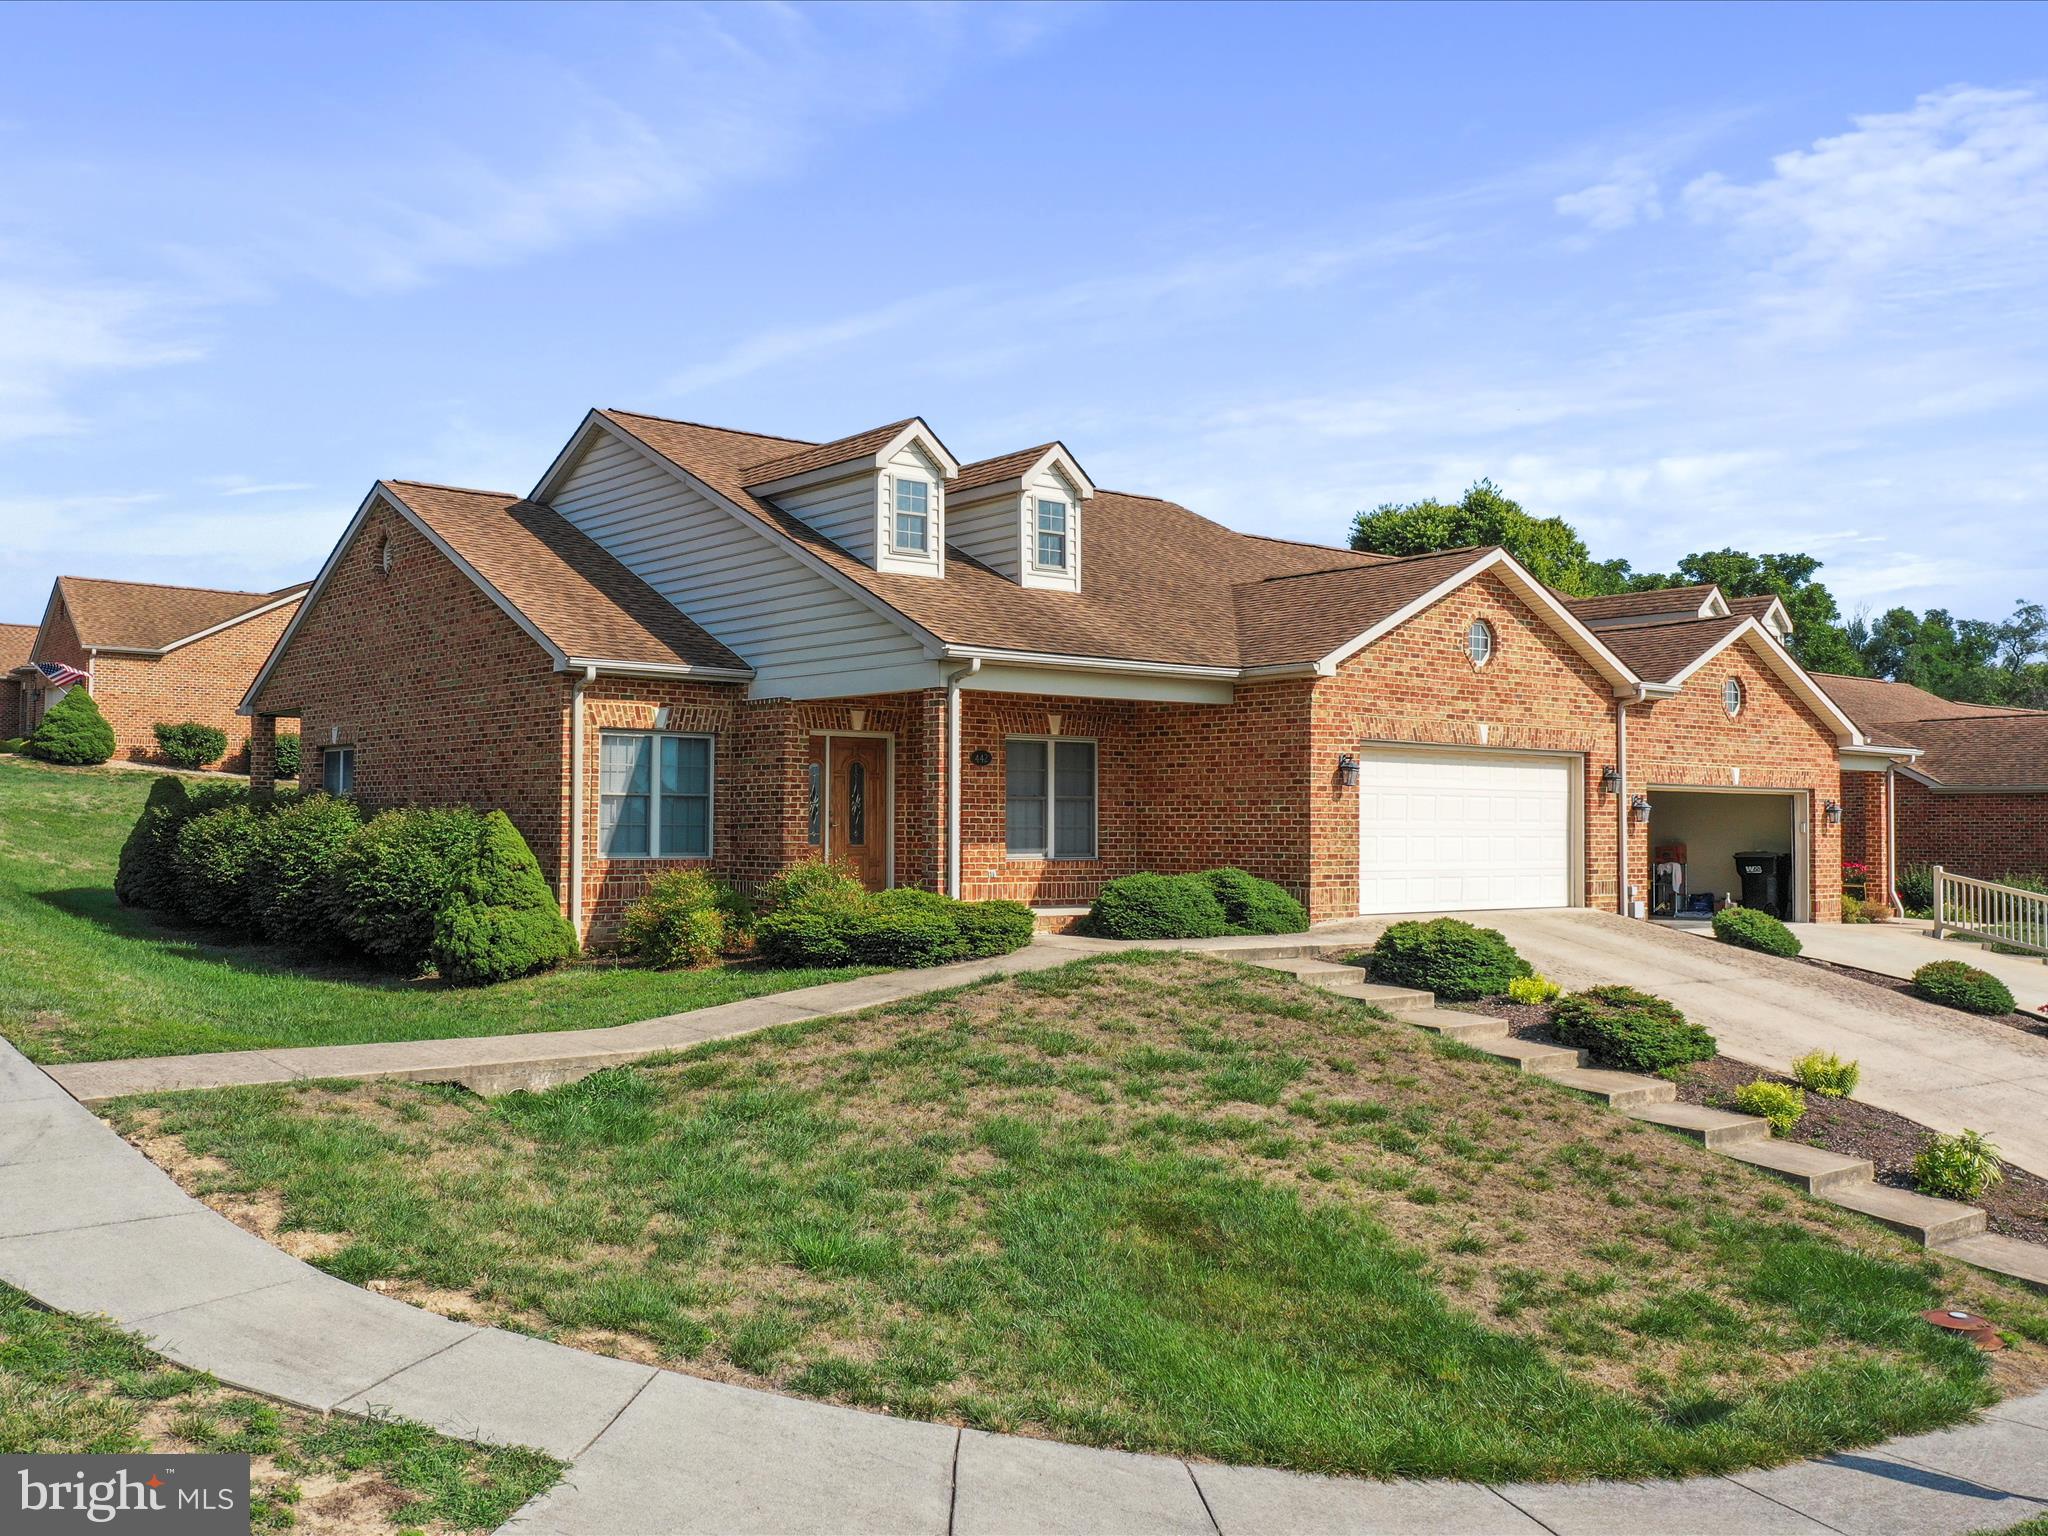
[0,623,35,741]
[1816,673,2048,890]
[12,578,307,769]
[243,409,1881,941]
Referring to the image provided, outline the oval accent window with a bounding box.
[1723,678,1745,718]
[1466,619,1495,668]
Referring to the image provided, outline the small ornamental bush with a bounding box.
[1858,898,1894,923]
[116,775,249,911]
[1507,973,1562,1006]
[1790,1049,1860,1099]
[1369,918,1531,1001]
[954,899,1036,958]
[152,721,229,769]
[755,859,864,916]
[1711,905,1802,958]
[1840,894,1866,923]
[1552,985,1717,1073]
[329,806,488,972]
[1732,1080,1806,1137]
[754,882,1034,970]
[429,810,579,986]
[1202,868,1308,935]
[28,688,116,766]
[855,889,970,968]
[1086,873,1230,940]
[274,731,302,780]
[1911,960,2015,1016]
[619,869,750,969]
[1913,1129,2004,1202]
[754,886,870,968]
[248,793,362,948]
[173,802,265,930]
[1898,863,1936,914]
[0,738,25,754]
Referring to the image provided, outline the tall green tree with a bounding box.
[1348,480,1634,598]
[1632,549,1865,675]
[1847,600,2048,707]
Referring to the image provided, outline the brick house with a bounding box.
[1816,673,2048,890]
[12,577,307,769]
[0,624,35,741]
[243,409,1887,941]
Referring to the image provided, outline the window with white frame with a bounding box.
[599,732,713,858]
[892,477,930,554]
[1005,737,1097,859]
[1035,498,1069,569]
[321,746,354,795]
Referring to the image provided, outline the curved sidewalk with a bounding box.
[5,1041,2048,1533]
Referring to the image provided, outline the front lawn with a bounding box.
[111,952,2048,1483]
[0,756,867,1062]
[0,1282,559,1530]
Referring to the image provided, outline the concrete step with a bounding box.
[1537,1065,1678,1108]
[1407,1009,1510,1043]
[1933,1231,2048,1292]
[1468,1037,1588,1074]
[1827,1182,1989,1246]
[1253,958,1370,980]
[1318,979,1439,1017]
[1622,1101,1771,1149]
[1724,1139,1874,1195]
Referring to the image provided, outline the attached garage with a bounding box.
[1356,747,1579,915]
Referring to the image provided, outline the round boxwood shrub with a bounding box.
[1552,984,1717,1072]
[329,805,487,972]
[274,731,302,781]
[755,886,870,968]
[28,688,116,766]
[853,889,969,967]
[619,869,748,969]
[955,899,1036,958]
[1202,868,1307,935]
[153,721,229,769]
[248,792,361,948]
[1911,959,2015,1016]
[173,801,265,930]
[1711,905,1802,958]
[1369,918,1532,1001]
[429,810,579,986]
[1086,872,1229,940]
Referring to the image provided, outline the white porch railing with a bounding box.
[1932,866,2048,960]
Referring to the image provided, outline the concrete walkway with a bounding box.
[8,1019,2048,1531]
[1790,918,2048,1020]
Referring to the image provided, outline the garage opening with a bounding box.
[1648,788,1808,923]
[1357,747,1579,915]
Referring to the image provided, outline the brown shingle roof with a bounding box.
[381,481,748,673]
[951,444,1060,493]
[1566,585,1721,624]
[1725,594,1786,624]
[1230,548,1501,668]
[1811,673,2018,728]
[52,576,308,652]
[1597,616,1746,684]
[599,410,1392,668]
[1811,673,2048,787]
[741,419,917,486]
[0,623,37,673]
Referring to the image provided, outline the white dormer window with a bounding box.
[1035,498,1069,569]
[893,477,930,553]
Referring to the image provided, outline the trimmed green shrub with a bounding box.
[329,806,487,971]
[0,738,25,754]
[619,869,748,969]
[1791,1049,1860,1099]
[116,776,250,911]
[1732,1080,1806,1136]
[1840,894,1865,923]
[754,884,1035,970]
[854,889,969,967]
[152,721,229,769]
[754,884,872,969]
[955,900,1036,958]
[274,731,302,780]
[248,793,361,947]
[1996,870,2048,897]
[1898,863,1935,914]
[173,802,265,930]
[1507,973,1562,1005]
[1202,868,1307,935]
[28,688,115,766]
[429,810,578,986]
[755,859,864,916]
[1711,905,1802,957]
[1913,1129,2004,1202]
[1552,985,1717,1072]
[1369,918,1531,1001]
[1911,960,2015,1016]
[1857,898,1894,923]
[1086,872,1229,940]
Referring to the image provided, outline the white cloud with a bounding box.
[0,278,200,443]
[1556,163,1664,232]
[203,476,316,497]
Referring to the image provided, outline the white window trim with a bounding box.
[598,730,717,861]
[1723,678,1745,718]
[1031,495,1071,572]
[890,475,933,556]
[1004,734,1099,861]
[321,745,355,795]
[1466,619,1496,669]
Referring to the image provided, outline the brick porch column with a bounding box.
[248,713,278,795]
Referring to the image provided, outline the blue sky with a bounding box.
[4,1,2045,627]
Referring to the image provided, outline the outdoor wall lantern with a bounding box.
[1630,795,1653,825]
[1600,766,1621,795]
[1824,800,1844,827]
[1337,753,1360,788]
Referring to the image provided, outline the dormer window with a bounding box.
[893,478,930,554]
[1035,498,1069,570]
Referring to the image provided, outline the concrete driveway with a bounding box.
[1323,908,2048,1180]
[1790,919,2048,1021]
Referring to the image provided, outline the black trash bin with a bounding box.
[1733,851,1791,919]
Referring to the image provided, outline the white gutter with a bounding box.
[569,665,595,934]
[564,657,755,683]
[937,645,1239,682]
[943,658,981,896]
[1616,699,1631,917]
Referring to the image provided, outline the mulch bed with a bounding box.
[1463,996,2048,1246]
[1796,953,2048,1039]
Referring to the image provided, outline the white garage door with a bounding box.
[1358,750,1573,915]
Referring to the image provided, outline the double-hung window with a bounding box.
[1005,737,1097,859]
[599,732,713,858]
[893,477,930,554]
[321,746,354,795]
[1035,498,1069,569]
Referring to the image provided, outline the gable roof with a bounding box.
[1230,548,1508,668]
[1567,585,1723,625]
[43,576,308,654]
[0,623,37,674]
[951,443,1061,493]
[1726,593,1791,630]
[1812,673,2048,788]
[1598,616,1747,684]
[741,419,918,486]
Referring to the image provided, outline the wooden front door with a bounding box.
[810,736,889,890]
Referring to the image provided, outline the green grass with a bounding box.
[0,756,870,1062]
[0,1281,559,1530]
[113,951,2048,1483]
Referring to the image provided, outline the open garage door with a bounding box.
[1358,748,1575,915]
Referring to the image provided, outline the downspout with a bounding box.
[569,665,595,936]
[1885,764,1903,917]
[943,658,981,898]
[1616,698,1631,917]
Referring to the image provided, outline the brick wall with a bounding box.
[1839,769,1895,907]
[1894,776,2048,882]
[1625,637,1844,921]
[0,680,20,741]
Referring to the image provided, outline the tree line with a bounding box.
[1349,481,2046,709]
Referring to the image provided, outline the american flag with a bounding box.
[35,661,89,687]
